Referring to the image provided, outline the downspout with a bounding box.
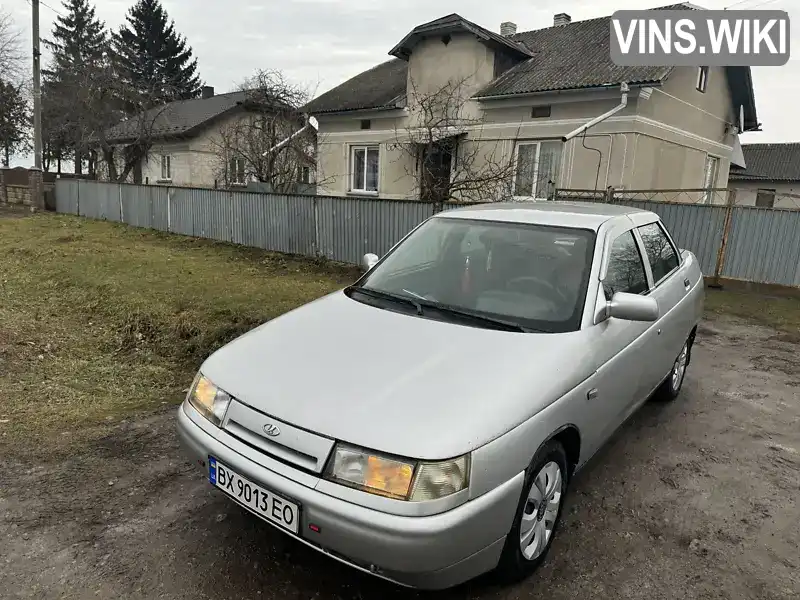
[562,83,629,143]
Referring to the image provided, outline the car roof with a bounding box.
[436,201,656,231]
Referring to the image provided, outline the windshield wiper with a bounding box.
[419,303,531,333]
[345,285,422,315]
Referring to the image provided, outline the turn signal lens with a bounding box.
[409,455,469,501]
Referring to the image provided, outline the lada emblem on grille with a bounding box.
[262,423,281,437]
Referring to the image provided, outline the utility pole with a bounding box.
[30,0,44,209]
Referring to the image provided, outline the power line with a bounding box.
[726,0,782,8]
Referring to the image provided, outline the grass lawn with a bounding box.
[0,213,358,456]
[1,212,798,456]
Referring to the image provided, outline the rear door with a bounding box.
[633,219,693,391]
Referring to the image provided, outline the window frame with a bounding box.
[634,221,682,290]
[602,229,650,299]
[160,154,171,182]
[513,140,563,201]
[696,66,709,93]
[755,188,776,208]
[350,144,380,195]
[229,155,246,186]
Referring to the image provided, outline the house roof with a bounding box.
[304,59,408,115]
[303,3,758,131]
[389,13,534,61]
[729,144,800,182]
[103,90,250,144]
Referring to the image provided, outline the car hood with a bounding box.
[200,291,594,460]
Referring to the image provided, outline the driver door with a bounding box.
[585,228,653,450]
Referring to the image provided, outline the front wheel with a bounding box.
[495,440,568,583]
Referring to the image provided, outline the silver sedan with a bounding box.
[177,201,704,589]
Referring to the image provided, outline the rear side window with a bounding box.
[604,231,648,299]
[637,222,679,284]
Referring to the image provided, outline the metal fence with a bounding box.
[54,179,800,288]
[554,187,800,288]
[54,179,439,266]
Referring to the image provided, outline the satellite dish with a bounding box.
[308,116,319,131]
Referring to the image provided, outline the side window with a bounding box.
[604,231,648,299]
[637,222,679,284]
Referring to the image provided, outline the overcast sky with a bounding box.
[4,0,798,169]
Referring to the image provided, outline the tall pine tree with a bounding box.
[112,0,201,103]
[43,0,106,77]
[42,0,107,174]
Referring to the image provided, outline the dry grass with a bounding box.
[0,213,358,455]
[704,287,800,342]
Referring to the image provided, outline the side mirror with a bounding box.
[362,253,379,272]
[605,292,659,322]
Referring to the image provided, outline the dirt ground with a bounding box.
[1,314,798,600]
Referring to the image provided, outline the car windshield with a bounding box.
[352,217,596,333]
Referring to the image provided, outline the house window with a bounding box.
[696,66,709,93]
[229,156,246,185]
[755,189,776,208]
[160,155,171,181]
[531,105,552,118]
[360,119,371,130]
[701,155,719,204]
[298,166,311,184]
[351,145,379,193]
[514,141,563,199]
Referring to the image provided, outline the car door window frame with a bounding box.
[602,228,650,299]
[634,220,682,292]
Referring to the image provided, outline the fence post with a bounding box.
[313,195,321,257]
[118,184,124,223]
[605,186,615,203]
[710,188,736,289]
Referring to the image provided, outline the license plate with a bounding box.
[208,456,300,534]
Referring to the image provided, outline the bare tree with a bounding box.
[46,54,176,181]
[0,8,24,83]
[209,69,317,193]
[389,76,523,205]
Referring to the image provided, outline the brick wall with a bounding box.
[1,184,32,205]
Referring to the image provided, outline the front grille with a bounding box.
[221,400,335,474]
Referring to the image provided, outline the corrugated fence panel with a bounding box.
[612,200,726,276]
[316,197,432,264]
[54,179,79,214]
[722,207,800,287]
[168,187,195,236]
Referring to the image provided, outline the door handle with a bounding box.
[683,278,691,290]
[587,388,598,401]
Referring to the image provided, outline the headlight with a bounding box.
[186,373,232,426]
[325,443,469,501]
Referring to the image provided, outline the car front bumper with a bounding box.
[176,402,523,590]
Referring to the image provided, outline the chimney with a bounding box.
[201,85,214,99]
[500,21,517,36]
[554,13,571,27]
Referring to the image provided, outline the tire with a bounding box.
[495,440,569,583]
[654,333,694,402]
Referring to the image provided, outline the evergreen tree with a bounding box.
[112,0,201,103]
[0,79,29,166]
[43,0,107,77]
[42,0,108,174]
